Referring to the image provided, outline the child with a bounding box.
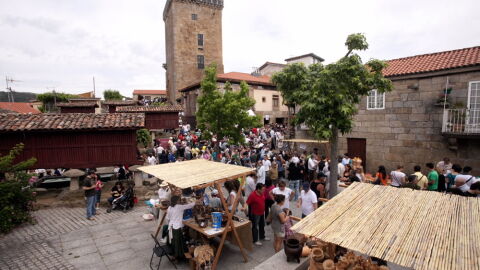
[283,208,295,239]
[94,173,104,210]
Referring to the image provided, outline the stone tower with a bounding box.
[163,0,224,102]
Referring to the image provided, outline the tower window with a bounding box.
[197,55,205,69]
[198,34,204,47]
[191,14,198,20]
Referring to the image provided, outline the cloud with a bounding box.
[0,0,478,98]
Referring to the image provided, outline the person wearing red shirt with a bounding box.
[247,183,270,245]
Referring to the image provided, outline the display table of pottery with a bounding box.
[183,216,253,251]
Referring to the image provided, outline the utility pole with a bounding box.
[93,76,96,97]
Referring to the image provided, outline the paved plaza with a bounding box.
[0,205,281,270]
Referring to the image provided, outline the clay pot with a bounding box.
[336,261,349,270]
[283,238,304,263]
[301,246,311,257]
[322,259,335,270]
[311,248,324,262]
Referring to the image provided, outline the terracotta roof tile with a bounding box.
[116,105,183,113]
[0,113,144,132]
[102,100,137,106]
[384,46,480,77]
[217,72,273,85]
[56,102,99,107]
[0,102,41,114]
[133,90,167,95]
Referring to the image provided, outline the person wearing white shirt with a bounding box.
[147,154,157,166]
[307,155,319,181]
[270,181,294,209]
[166,195,197,259]
[390,165,406,187]
[297,182,317,218]
[256,161,266,184]
[244,175,256,199]
[455,166,475,192]
[337,159,346,178]
[263,156,272,172]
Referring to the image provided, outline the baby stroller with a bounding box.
[107,184,135,213]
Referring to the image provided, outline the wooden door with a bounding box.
[347,138,367,169]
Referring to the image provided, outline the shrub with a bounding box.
[0,179,35,233]
[0,143,37,233]
[136,129,152,148]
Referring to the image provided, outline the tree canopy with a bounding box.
[272,33,392,197]
[196,65,262,144]
[37,92,79,112]
[103,89,123,100]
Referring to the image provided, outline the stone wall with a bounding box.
[338,70,480,175]
[164,0,224,101]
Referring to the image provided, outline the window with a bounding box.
[145,96,151,101]
[273,95,279,108]
[191,14,197,20]
[367,89,385,110]
[197,34,204,46]
[197,55,204,69]
[262,97,266,103]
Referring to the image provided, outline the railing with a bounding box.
[442,109,480,134]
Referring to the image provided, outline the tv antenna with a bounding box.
[5,76,22,102]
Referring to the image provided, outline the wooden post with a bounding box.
[212,178,248,270]
[154,210,167,239]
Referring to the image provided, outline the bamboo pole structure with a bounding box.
[291,183,480,270]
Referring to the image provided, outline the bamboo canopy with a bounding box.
[138,159,255,189]
[291,182,480,270]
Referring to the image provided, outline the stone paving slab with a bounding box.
[0,201,301,270]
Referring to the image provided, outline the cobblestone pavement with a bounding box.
[0,206,146,270]
[0,204,281,270]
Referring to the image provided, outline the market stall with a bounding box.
[291,182,480,270]
[139,159,255,270]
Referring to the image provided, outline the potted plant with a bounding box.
[434,87,453,107]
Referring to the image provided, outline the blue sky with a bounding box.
[0,0,479,97]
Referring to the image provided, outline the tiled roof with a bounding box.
[133,90,167,95]
[56,102,98,107]
[179,72,274,92]
[217,72,273,85]
[384,46,480,77]
[0,102,41,114]
[0,113,145,132]
[116,104,183,113]
[102,100,137,106]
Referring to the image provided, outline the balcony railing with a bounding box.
[442,109,480,134]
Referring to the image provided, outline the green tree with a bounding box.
[197,65,262,144]
[103,89,123,100]
[272,33,392,197]
[0,143,37,233]
[37,92,79,112]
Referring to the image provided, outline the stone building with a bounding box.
[163,0,224,102]
[132,90,167,102]
[180,72,289,126]
[257,53,324,76]
[337,46,480,174]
